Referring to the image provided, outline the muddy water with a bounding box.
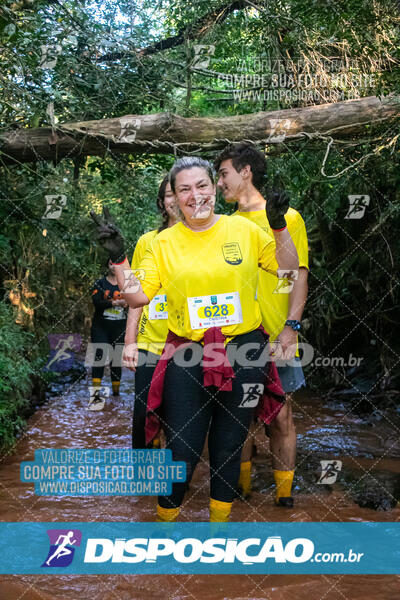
[0,368,399,599]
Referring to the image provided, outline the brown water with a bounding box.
[0,368,399,599]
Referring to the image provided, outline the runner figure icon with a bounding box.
[317,460,342,484]
[46,335,75,370]
[45,531,77,566]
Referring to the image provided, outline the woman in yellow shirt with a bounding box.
[90,157,298,522]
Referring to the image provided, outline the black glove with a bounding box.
[266,189,290,230]
[90,206,126,263]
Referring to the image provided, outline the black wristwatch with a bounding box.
[285,319,301,331]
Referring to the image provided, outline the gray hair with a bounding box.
[169,157,215,193]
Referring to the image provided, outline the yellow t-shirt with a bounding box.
[138,215,278,342]
[234,208,308,341]
[131,229,169,355]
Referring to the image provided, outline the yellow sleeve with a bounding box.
[138,243,161,301]
[131,233,150,269]
[257,227,279,275]
[287,213,309,269]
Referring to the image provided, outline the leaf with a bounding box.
[3,23,16,38]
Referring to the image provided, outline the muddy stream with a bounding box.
[0,366,399,599]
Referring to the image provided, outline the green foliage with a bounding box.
[0,0,399,445]
[0,302,35,449]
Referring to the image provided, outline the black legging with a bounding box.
[132,350,160,448]
[158,329,268,508]
[91,319,126,382]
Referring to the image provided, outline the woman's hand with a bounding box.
[123,342,139,372]
[90,206,126,263]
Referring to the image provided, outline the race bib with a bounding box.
[149,294,168,320]
[187,292,243,330]
[103,307,126,320]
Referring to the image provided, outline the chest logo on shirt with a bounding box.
[222,242,243,265]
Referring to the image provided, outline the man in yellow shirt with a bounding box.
[215,143,309,507]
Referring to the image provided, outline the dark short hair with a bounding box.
[169,157,215,193]
[214,142,267,192]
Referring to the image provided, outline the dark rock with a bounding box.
[350,473,400,511]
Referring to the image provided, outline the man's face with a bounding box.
[217,159,246,203]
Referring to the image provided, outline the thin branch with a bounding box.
[97,0,247,62]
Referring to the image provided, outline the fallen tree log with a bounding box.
[1,95,399,164]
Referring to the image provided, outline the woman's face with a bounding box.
[174,167,216,221]
[163,182,178,219]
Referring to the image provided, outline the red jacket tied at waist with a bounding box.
[145,326,285,445]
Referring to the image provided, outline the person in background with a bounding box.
[123,175,178,447]
[89,258,128,410]
[215,142,309,508]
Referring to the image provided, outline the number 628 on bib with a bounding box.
[187,292,243,330]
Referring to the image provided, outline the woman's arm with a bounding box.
[90,208,152,308]
[112,258,151,308]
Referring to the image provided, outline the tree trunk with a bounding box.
[1,95,399,164]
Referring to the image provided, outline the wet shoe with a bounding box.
[88,389,105,411]
[275,496,294,508]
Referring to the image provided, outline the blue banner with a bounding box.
[0,522,399,574]
[20,449,186,496]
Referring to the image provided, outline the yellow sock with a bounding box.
[156,504,180,522]
[209,498,233,522]
[238,461,252,497]
[274,469,295,502]
[112,380,120,394]
[92,378,101,388]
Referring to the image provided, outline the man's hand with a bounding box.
[123,342,139,371]
[272,326,298,361]
[266,189,290,230]
[90,206,126,263]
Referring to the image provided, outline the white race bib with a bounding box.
[187,292,243,330]
[103,307,126,320]
[149,294,168,320]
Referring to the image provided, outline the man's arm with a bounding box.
[273,267,308,360]
[272,228,299,273]
[123,307,143,371]
[287,266,308,322]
